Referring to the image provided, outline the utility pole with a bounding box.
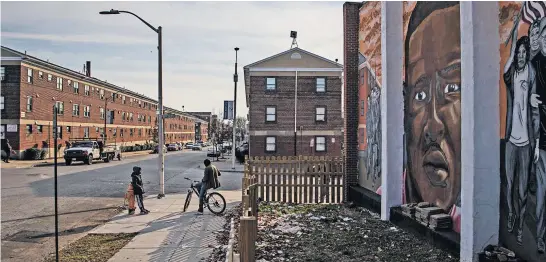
[232,47,239,169]
[53,105,59,262]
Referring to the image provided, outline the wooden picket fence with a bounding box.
[246,155,344,204]
[238,155,345,262]
[239,168,259,262]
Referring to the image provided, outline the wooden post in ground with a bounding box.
[239,216,257,262]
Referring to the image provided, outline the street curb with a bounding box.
[17,151,155,168]
[218,169,244,173]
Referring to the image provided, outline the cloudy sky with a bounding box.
[1,1,344,118]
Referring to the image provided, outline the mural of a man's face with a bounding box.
[406,5,461,211]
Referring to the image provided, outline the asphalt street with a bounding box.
[1,149,243,262]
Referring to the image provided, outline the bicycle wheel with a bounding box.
[183,191,193,213]
[206,192,226,215]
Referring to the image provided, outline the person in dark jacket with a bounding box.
[131,166,149,215]
[195,159,221,213]
[2,139,13,163]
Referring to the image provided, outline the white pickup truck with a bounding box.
[64,141,119,165]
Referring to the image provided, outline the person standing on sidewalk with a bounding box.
[2,139,13,163]
[131,166,150,215]
[196,159,221,214]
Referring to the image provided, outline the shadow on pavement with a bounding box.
[1,207,119,223]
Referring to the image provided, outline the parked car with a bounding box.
[167,143,179,151]
[185,142,194,149]
[192,144,202,151]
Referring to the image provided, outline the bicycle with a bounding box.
[182,177,226,215]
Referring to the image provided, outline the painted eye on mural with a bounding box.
[414,91,427,101]
[444,83,460,94]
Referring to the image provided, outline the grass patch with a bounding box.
[44,233,137,262]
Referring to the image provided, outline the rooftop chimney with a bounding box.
[86,61,91,77]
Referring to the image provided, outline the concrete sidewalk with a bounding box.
[91,190,241,262]
[210,155,244,173]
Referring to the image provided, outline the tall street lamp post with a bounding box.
[100,9,165,198]
[232,47,239,170]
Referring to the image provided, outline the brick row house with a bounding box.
[0,46,208,158]
[244,47,343,157]
[186,111,212,141]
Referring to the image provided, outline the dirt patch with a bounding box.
[255,202,458,262]
[43,233,137,262]
[202,203,242,262]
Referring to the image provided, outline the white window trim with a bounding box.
[316,107,326,122]
[73,104,80,116]
[26,96,33,112]
[316,77,326,92]
[266,107,276,122]
[84,106,91,118]
[266,77,276,90]
[315,136,326,152]
[266,136,276,152]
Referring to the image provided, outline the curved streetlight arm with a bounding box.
[118,10,158,33]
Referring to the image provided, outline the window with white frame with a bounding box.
[84,105,90,117]
[266,77,276,90]
[315,136,326,152]
[316,77,326,92]
[26,124,33,134]
[129,112,133,121]
[266,106,276,122]
[27,68,33,83]
[100,108,105,119]
[266,137,276,152]
[48,74,52,82]
[37,125,43,133]
[100,89,104,100]
[66,126,71,133]
[56,77,63,90]
[84,127,89,138]
[73,81,79,94]
[316,107,326,122]
[26,96,33,112]
[39,71,43,79]
[55,101,64,115]
[84,85,90,96]
[1,67,5,81]
[72,104,80,116]
[122,95,126,104]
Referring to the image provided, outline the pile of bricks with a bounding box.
[402,202,453,231]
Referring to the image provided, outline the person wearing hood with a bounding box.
[131,166,149,215]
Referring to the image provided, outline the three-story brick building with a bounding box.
[244,47,343,157]
[0,46,207,158]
